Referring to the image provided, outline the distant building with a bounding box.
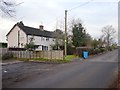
[6,21,59,51]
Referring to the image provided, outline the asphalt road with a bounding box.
[3,50,118,88]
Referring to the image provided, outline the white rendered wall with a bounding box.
[7,26,27,48]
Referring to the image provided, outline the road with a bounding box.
[3,50,118,88]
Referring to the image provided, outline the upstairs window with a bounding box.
[46,37,49,41]
[41,37,44,41]
[53,39,55,41]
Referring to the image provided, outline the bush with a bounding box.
[2,52,13,60]
[89,48,101,55]
[100,48,106,53]
[89,49,94,55]
[95,48,101,54]
[108,47,113,51]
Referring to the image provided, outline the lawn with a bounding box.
[64,55,78,61]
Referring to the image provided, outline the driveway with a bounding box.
[2,49,118,88]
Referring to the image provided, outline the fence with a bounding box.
[0,48,8,57]
[1,48,64,60]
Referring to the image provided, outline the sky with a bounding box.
[0,0,119,43]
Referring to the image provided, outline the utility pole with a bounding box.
[63,1,93,56]
[18,30,20,48]
[64,10,67,56]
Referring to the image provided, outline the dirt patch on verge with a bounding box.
[108,74,119,90]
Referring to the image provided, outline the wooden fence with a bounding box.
[1,48,64,60]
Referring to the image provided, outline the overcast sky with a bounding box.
[0,0,119,43]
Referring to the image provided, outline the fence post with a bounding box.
[50,51,52,60]
[21,51,24,58]
[39,51,41,58]
[25,51,27,59]
[43,51,44,59]
[31,51,35,58]
[35,51,38,58]
[62,51,64,60]
[17,51,18,59]
[47,51,48,60]
[58,51,61,59]
[55,51,56,60]
[28,51,29,59]
[19,51,21,59]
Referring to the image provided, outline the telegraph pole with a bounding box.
[64,10,67,56]
[64,1,93,56]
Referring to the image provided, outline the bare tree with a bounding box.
[0,0,22,17]
[101,25,116,49]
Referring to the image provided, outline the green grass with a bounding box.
[15,55,78,63]
[30,58,71,63]
[64,55,78,61]
[16,57,70,63]
[31,58,71,63]
[31,58,49,61]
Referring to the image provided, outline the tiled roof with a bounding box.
[7,21,56,38]
[17,22,55,38]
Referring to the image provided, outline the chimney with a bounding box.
[39,25,44,30]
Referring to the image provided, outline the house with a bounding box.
[6,21,59,51]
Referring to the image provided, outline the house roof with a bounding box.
[6,21,56,38]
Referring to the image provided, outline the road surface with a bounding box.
[3,50,118,88]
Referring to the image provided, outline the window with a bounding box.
[53,39,55,41]
[41,37,44,41]
[46,37,49,41]
[42,46,48,51]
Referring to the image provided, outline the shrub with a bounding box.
[92,48,101,55]
[108,47,113,51]
[89,49,94,55]
[2,52,13,60]
[100,48,106,53]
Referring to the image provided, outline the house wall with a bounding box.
[7,26,27,48]
[28,35,55,50]
[7,25,62,50]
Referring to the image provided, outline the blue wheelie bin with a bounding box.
[83,51,88,59]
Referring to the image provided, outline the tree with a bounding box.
[98,35,106,48]
[0,0,22,17]
[51,29,64,50]
[91,39,100,49]
[72,22,90,47]
[24,37,38,51]
[101,25,116,49]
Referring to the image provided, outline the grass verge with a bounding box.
[64,55,78,61]
[14,55,78,63]
[16,58,71,63]
[31,58,72,63]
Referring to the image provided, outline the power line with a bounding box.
[43,0,94,30]
[68,0,94,11]
[40,0,94,32]
[64,0,94,55]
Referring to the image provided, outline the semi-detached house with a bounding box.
[6,21,58,51]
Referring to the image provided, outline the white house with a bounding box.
[6,21,58,51]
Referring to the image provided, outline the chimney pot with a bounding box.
[39,25,44,30]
